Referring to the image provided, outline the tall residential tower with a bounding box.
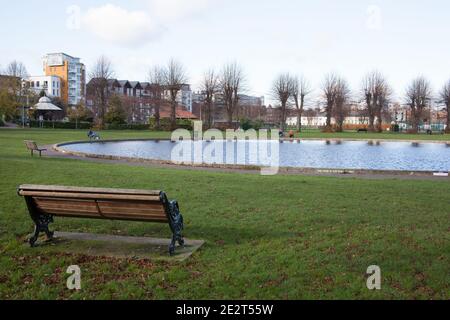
[43,53,86,106]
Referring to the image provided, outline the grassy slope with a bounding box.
[0,129,449,300]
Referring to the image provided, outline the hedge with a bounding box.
[105,123,150,130]
[29,121,92,130]
[149,118,193,131]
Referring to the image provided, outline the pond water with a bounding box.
[60,139,450,172]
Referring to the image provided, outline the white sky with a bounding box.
[1,0,449,104]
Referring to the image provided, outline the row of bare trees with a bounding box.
[89,56,188,130]
[3,57,449,133]
[86,55,450,133]
[272,70,450,134]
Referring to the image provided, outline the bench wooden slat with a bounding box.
[97,201,164,210]
[19,185,161,196]
[19,191,161,202]
[41,210,102,218]
[97,206,166,217]
[36,204,100,215]
[34,198,165,210]
[38,204,165,217]
[35,199,166,216]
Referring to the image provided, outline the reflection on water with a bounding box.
[60,140,450,172]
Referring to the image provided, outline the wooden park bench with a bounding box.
[24,140,47,157]
[17,185,185,255]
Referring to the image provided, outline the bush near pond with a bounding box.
[149,117,193,131]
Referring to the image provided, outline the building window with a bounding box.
[53,89,55,96]
[36,81,40,87]
[31,82,34,88]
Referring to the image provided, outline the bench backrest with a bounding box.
[18,185,169,223]
[24,141,38,150]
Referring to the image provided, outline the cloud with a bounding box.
[82,4,163,46]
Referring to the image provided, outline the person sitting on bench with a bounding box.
[88,130,100,141]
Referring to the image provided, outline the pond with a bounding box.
[59,139,450,172]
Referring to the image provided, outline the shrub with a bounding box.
[149,118,193,131]
[105,95,127,125]
[239,118,264,131]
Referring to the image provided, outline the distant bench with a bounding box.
[24,141,47,157]
[17,185,185,255]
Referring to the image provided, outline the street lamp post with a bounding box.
[21,80,29,128]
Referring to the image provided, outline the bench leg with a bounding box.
[169,235,177,256]
[29,225,40,247]
[29,219,54,247]
[168,217,185,256]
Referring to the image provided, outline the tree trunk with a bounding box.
[368,114,375,132]
[280,102,287,132]
[323,104,333,132]
[227,108,233,127]
[446,103,450,134]
[375,111,383,133]
[155,103,160,130]
[297,109,302,132]
[410,110,419,133]
[170,97,177,130]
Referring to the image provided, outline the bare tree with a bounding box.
[2,61,29,103]
[220,62,245,127]
[361,71,392,132]
[88,55,114,128]
[321,73,339,132]
[164,59,187,130]
[291,75,311,132]
[405,76,433,133]
[5,60,28,79]
[333,78,351,132]
[272,73,294,132]
[201,69,219,129]
[440,79,450,133]
[148,65,166,130]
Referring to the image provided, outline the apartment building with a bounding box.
[43,53,86,105]
[27,75,61,98]
[163,84,193,112]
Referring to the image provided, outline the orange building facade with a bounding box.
[43,53,85,106]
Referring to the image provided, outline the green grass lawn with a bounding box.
[0,128,449,300]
